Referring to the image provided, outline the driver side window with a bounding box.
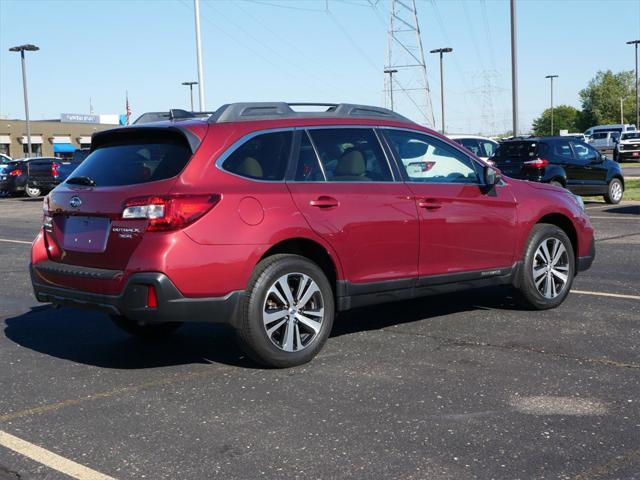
[386,130,479,183]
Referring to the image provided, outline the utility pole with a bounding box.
[510,0,518,137]
[9,44,39,158]
[430,48,453,134]
[627,40,639,127]
[545,75,558,136]
[383,69,398,110]
[621,98,624,124]
[182,81,198,111]
[194,0,206,111]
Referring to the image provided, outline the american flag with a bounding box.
[125,91,131,125]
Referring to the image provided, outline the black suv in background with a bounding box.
[492,137,625,204]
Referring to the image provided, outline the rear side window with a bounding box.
[222,131,292,181]
[68,137,192,187]
[456,138,481,156]
[551,140,574,160]
[307,128,392,182]
[494,141,548,161]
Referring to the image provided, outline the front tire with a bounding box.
[515,224,575,310]
[604,178,623,204]
[25,186,42,198]
[237,254,335,368]
[110,315,183,338]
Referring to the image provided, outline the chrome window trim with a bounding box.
[298,125,398,184]
[379,126,504,187]
[214,127,295,184]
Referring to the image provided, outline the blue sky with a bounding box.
[1,0,639,135]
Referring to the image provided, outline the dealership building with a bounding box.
[0,113,123,159]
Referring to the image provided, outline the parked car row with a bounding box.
[0,149,89,198]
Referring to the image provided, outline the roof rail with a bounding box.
[207,102,413,124]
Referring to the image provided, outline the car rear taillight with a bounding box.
[523,158,549,169]
[51,162,60,178]
[121,194,221,231]
[9,169,22,177]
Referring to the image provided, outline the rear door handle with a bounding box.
[309,196,339,208]
[417,198,442,210]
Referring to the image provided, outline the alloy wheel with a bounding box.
[610,181,623,203]
[532,237,570,299]
[262,272,324,352]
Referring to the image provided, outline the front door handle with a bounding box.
[417,198,442,210]
[310,196,339,208]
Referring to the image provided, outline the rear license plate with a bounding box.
[62,216,110,253]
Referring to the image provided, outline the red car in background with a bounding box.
[30,103,595,367]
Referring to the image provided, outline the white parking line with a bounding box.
[0,429,116,480]
[0,238,31,245]
[573,290,640,301]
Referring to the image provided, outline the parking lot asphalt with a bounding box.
[0,196,639,480]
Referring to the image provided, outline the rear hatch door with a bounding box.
[45,127,199,271]
[493,141,544,177]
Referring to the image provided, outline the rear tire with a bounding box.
[604,178,623,204]
[549,180,564,188]
[110,315,183,338]
[237,254,335,368]
[25,186,41,198]
[515,224,575,310]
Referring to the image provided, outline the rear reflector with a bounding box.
[523,158,549,169]
[147,285,158,308]
[122,194,221,231]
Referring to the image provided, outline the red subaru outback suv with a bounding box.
[30,103,595,367]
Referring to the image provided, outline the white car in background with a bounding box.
[448,135,499,164]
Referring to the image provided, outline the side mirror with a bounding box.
[484,165,501,188]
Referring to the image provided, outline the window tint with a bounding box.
[307,128,392,182]
[222,131,292,181]
[571,141,598,163]
[295,132,325,181]
[494,141,545,161]
[552,140,574,160]
[68,141,191,187]
[387,130,479,183]
[480,140,497,157]
[457,138,481,156]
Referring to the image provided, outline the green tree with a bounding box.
[578,70,636,129]
[531,105,580,136]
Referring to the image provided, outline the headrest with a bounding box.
[236,157,263,178]
[335,149,366,176]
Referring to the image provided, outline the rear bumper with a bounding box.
[30,263,244,326]
[577,238,596,273]
[28,178,59,190]
[617,150,640,161]
[0,178,24,192]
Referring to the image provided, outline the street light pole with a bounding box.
[9,44,39,157]
[182,81,198,111]
[510,0,518,137]
[545,75,558,135]
[430,47,453,134]
[194,0,206,111]
[627,40,639,128]
[383,68,398,110]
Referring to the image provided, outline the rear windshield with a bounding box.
[494,141,546,161]
[66,137,192,187]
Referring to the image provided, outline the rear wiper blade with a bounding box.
[66,176,96,186]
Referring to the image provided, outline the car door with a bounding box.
[547,139,583,190]
[570,141,608,194]
[382,128,519,279]
[286,127,419,290]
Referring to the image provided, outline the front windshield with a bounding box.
[621,133,640,140]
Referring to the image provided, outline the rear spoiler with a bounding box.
[90,125,203,153]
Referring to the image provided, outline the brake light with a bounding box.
[9,169,22,177]
[420,161,435,172]
[122,194,221,231]
[51,162,60,178]
[523,158,549,169]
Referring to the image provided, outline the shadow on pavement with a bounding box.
[599,204,640,215]
[4,286,522,370]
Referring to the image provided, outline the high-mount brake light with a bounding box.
[9,169,22,177]
[121,194,221,231]
[523,158,549,169]
[51,162,60,178]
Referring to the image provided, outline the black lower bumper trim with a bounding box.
[577,239,596,273]
[31,265,244,325]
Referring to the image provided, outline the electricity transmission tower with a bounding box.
[385,0,435,127]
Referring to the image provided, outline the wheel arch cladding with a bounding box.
[536,213,578,269]
[259,238,338,296]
